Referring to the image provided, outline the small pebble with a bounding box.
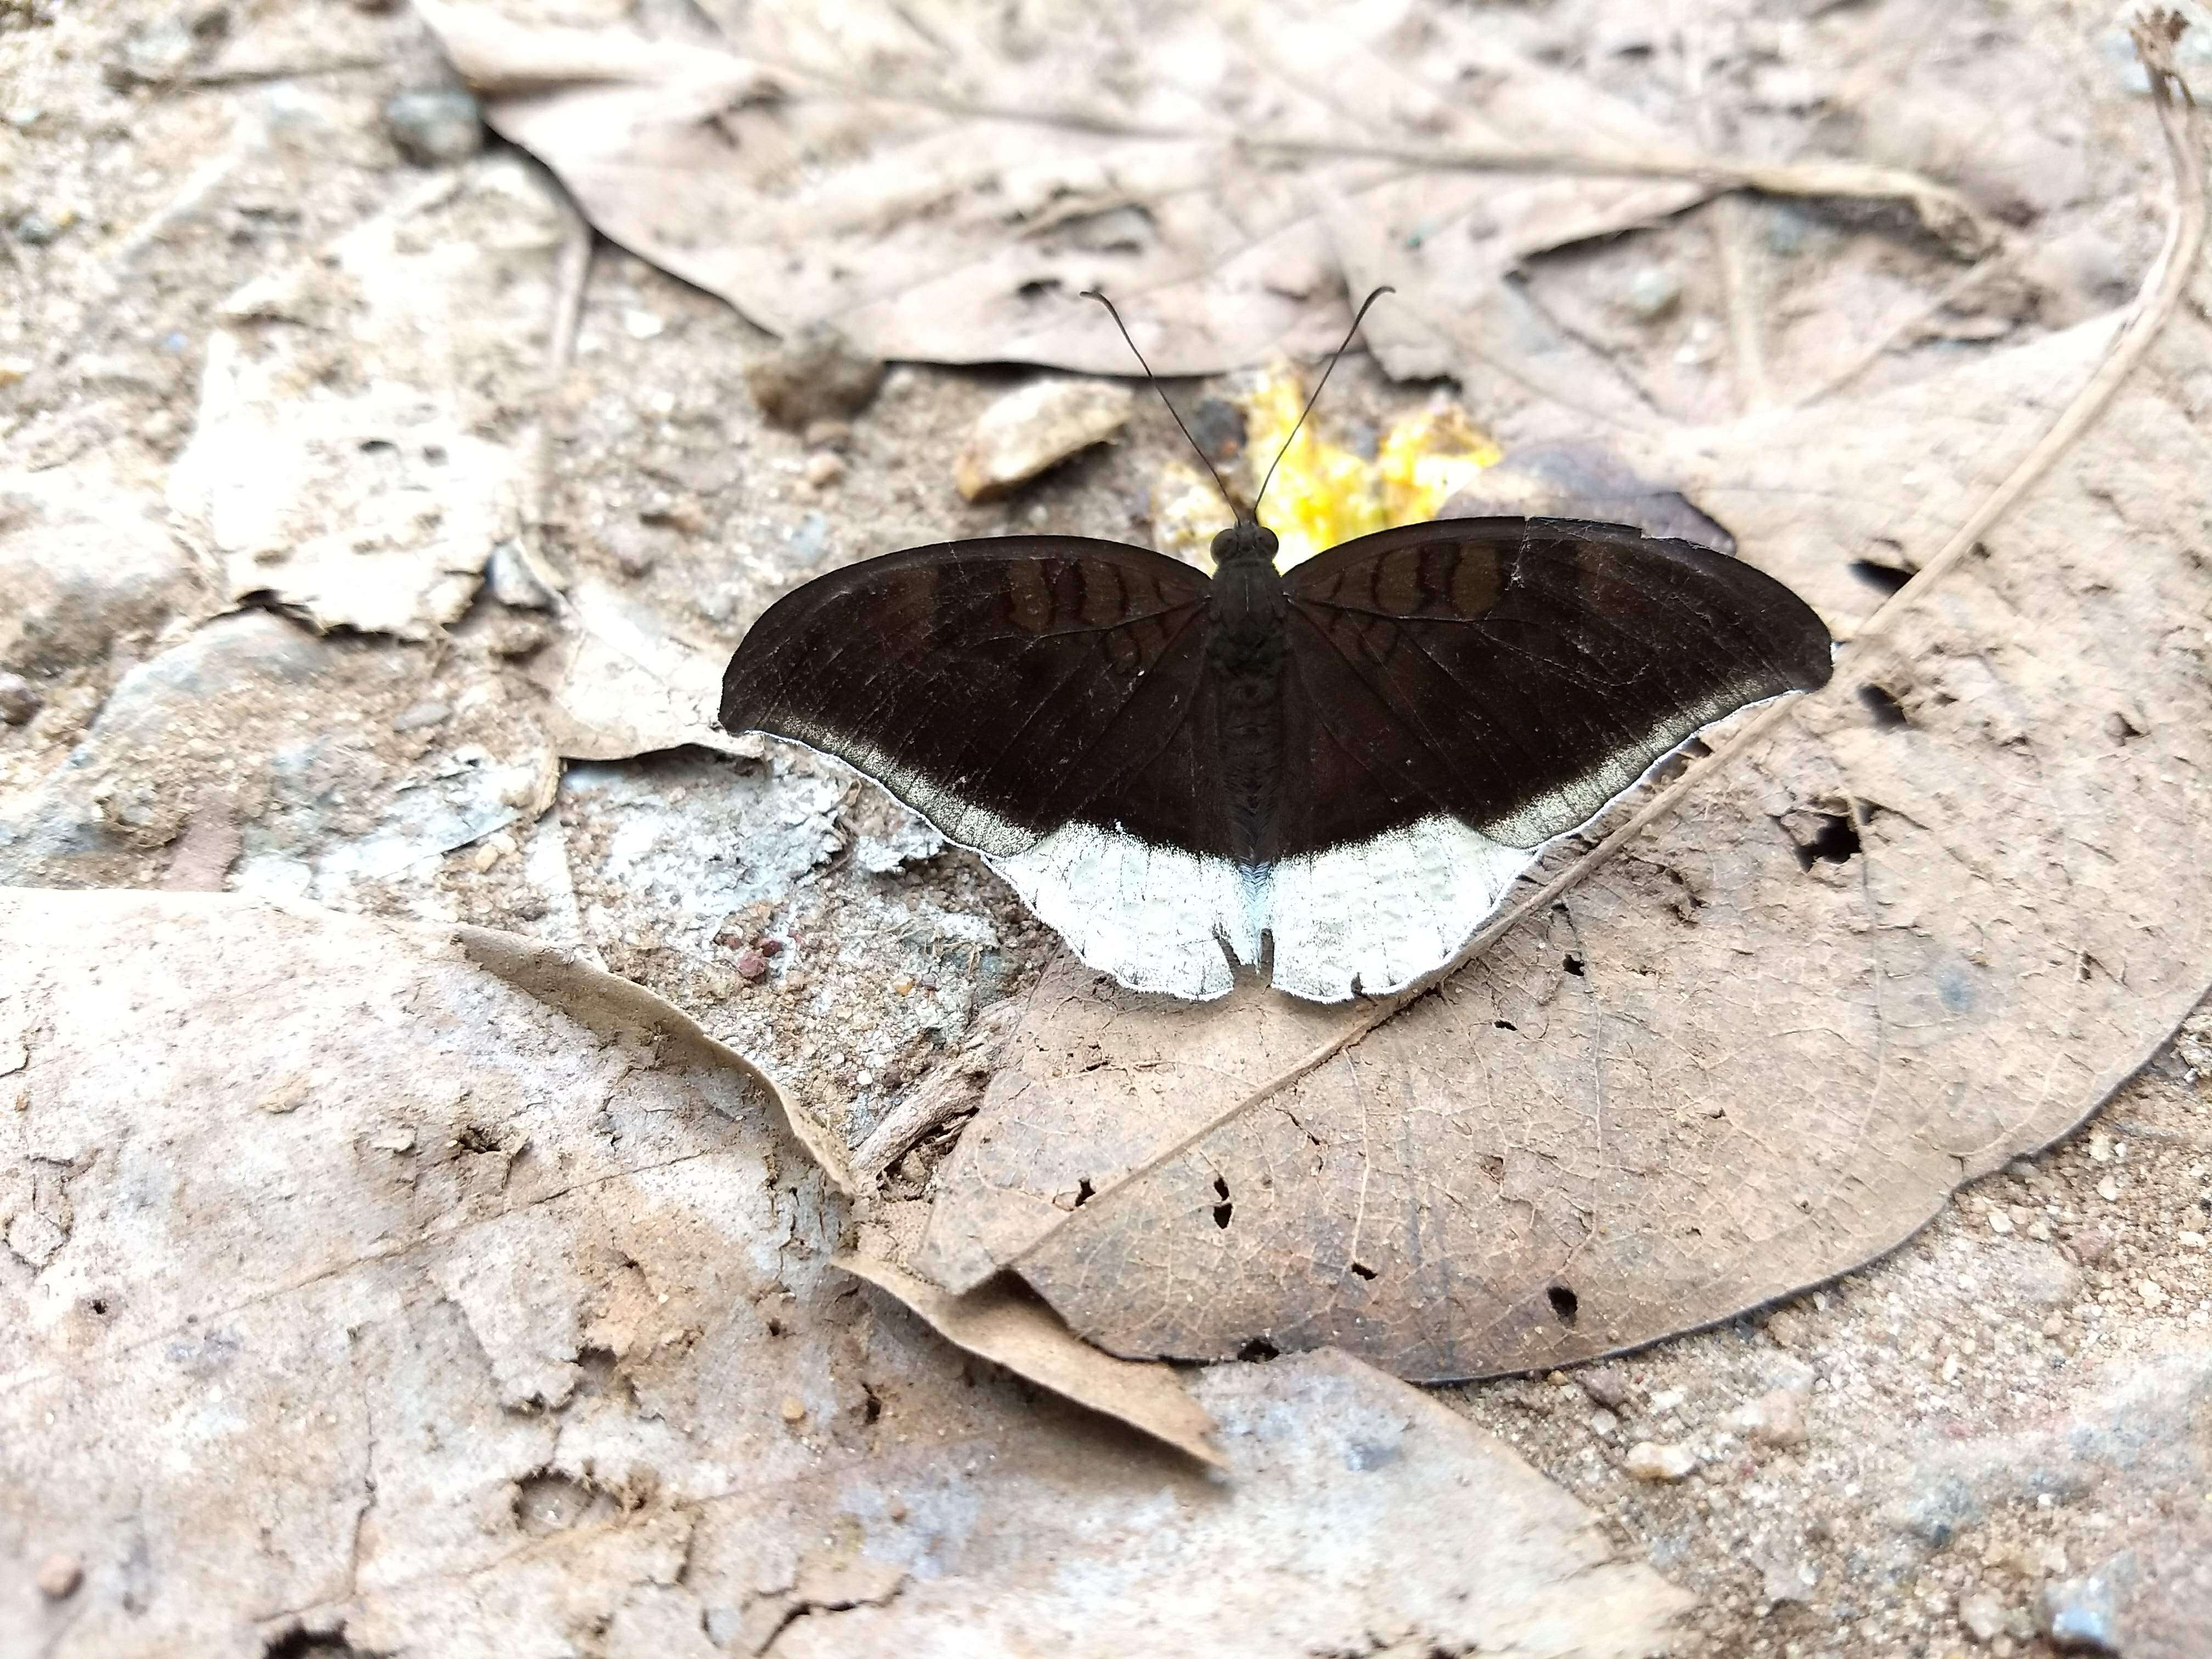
[802,419,853,449]
[1960,1589,2006,1643]
[2005,1158,2038,1184]
[383,88,486,167]
[36,1553,81,1599]
[2040,1574,2119,1653]
[1588,1409,1620,1436]
[638,495,707,537]
[1731,1386,1809,1448]
[779,1395,806,1424]
[2137,1278,2164,1310]
[1648,1387,1685,1413]
[12,206,73,247]
[2088,1132,2113,1164]
[955,377,1133,503]
[804,452,846,489]
[107,19,197,87]
[1623,1440,1697,1482]
[1623,264,1684,320]
[391,699,452,733]
[0,670,42,725]
[485,617,553,660]
[2096,1175,2120,1203]
[1764,1308,1809,1350]
[745,325,886,429]
[484,541,556,610]
[2074,1227,2116,1265]
[1989,1210,2015,1235]
[1763,206,1811,257]
[1576,1362,1632,1409]
[734,949,769,982]
[0,354,31,386]
[621,308,665,341]
[1185,396,1248,463]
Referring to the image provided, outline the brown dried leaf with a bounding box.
[420,2,1975,385]
[837,1255,1220,1464]
[914,103,2212,1378]
[0,890,1689,1654]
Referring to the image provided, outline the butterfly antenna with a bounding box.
[1252,285,1395,519]
[1081,289,1244,521]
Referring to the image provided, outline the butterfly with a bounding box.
[720,293,1833,1002]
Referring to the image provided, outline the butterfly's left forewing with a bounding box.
[1283,517,1833,854]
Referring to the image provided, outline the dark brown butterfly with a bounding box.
[720,295,1832,1001]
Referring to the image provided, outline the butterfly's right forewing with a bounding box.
[720,537,1218,858]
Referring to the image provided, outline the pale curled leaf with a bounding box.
[916,93,2212,1378]
[416,1,1972,383]
[0,890,1688,1655]
[454,922,854,1194]
[838,1255,1220,1465]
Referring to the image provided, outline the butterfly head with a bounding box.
[1211,520,1280,569]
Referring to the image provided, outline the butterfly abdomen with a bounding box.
[1206,560,1292,866]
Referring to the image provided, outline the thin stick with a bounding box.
[1082,289,1241,518]
[1014,22,2208,1258]
[1252,284,1395,517]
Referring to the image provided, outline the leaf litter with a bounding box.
[419,0,1987,390]
[0,890,1688,1653]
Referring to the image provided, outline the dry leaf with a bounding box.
[528,575,749,760]
[420,1,1970,389]
[837,1255,1219,1465]
[168,158,565,639]
[0,890,1688,1655]
[913,159,2212,1375]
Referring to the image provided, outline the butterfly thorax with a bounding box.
[1205,523,1289,864]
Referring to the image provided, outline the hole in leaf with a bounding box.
[1562,955,1585,977]
[861,1385,882,1425]
[1547,1284,1580,1325]
[1848,558,1913,596]
[264,1629,368,1658]
[1016,277,1064,302]
[87,1297,110,1317]
[1858,684,1909,727]
[1213,1200,1233,1229]
[1238,1338,1279,1362]
[1494,1019,1517,1031]
[1793,812,1861,869]
[1350,1261,1377,1280]
[1073,1177,1094,1207]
